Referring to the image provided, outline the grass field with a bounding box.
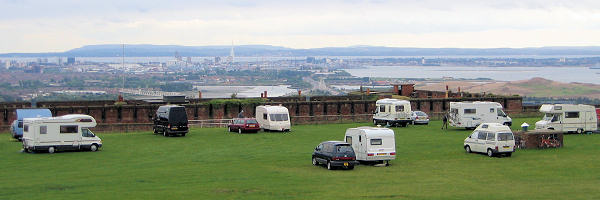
[1,118,599,199]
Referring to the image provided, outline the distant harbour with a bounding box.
[343,66,600,84]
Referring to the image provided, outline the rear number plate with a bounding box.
[344,162,348,166]
[377,153,387,155]
[249,125,255,127]
[503,146,510,149]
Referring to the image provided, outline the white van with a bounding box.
[535,104,598,134]
[463,123,515,157]
[373,98,412,127]
[344,127,396,165]
[255,105,291,132]
[22,114,102,153]
[449,101,512,129]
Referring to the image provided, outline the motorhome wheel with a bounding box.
[90,144,98,152]
[577,129,583,134]
[465,146,471,153]
[48,146,55,154]
[487,149,494,157]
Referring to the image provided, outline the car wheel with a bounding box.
[465,146,471,153]
[90,144,98,152]
[373,120,377,125]
[238,128,242,134]
[163,130,168,137]
[576,129,583,134]
[312,157,318,166]
[327,161,333,170]
[153,127,157,134]
[228,127,231,132]
[48,146,55,154]
[487,149,494,157]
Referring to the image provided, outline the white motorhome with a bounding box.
[449,101,512,129]
[463,123,515,157]
[344,127,396,165]
[535,104,598,134]
[255,105,291,132]
[373,98,412,127]
[22,114,102,153]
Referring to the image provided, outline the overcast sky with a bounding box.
[2,0,600,53]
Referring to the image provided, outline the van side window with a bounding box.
[486,132,495,141]
[477,131,486,140]
[565,112,579,118]
[60,125,78,133]
[464,109,476,114]
[40,126,47,134]
[346,136,352,144]
[489,108,495,113]
[380,105,386,112]
[23,125,29,132]
[370,139,382,145]
[395,105,404,112]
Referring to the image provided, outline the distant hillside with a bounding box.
[417,77,600,99]
[3,45,600,57]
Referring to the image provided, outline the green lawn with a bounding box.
[1,118,599,199]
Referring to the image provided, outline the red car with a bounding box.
[228,118,260,133]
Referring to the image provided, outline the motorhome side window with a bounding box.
[263,113,267,120]
[477,132,486,140]
[380,105,386,112]
[565,112,579,118]
[464,109,476,114]
[486,132,495,141]
[489,108,495,113]
[370,139,382,145]
[346,136,352,144]
[60,125,78,133]
[40,126,47,134]
[23,125,29,132]
[395,105,404,112]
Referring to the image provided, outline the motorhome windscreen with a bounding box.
[269,114,289,121]
[497,132,514,141]
[336,145,353,153]
[169,107,188,123]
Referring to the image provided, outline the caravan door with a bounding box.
[584,111,595,131]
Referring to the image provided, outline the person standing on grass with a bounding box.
[441,112,448,130]
[238,110,244,118]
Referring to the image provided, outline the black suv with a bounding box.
[312,141,358,170]
[153,105,189,137]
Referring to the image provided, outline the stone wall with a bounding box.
[0,96,524,133]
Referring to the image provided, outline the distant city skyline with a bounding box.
[2,0,600,53]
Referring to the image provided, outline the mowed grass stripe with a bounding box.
[0,118,599,199]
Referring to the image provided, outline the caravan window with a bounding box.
[269,114,289,121]
[23,125,29,132]
[40,126,47,134]
[345,136,352,144]
[263,113,267,120]
[464,109,476,114]
[379,105,386,112]
[565,112,579,118]
[395,105,404,112]
[60,125,78,133]
[370,139,382,145]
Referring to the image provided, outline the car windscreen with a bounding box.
[497,132,514,141]
[336,145,354,153]
[246,119,258,124]
[269,114,289,121]
[416,112,427,116]
[168,107,188,124]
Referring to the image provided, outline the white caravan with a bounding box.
[344,127,396,165]
[463,123,515,157]
[449,101,512,129]
[373,98,412,127]
[22,114,102,153]
[255,105,291,132]
[535,104,598,134]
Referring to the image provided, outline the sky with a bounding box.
[2,0,600,53]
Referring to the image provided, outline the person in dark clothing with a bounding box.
[441,113,448,130]
[238,110,244,118]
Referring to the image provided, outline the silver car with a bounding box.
[411,111,429,125]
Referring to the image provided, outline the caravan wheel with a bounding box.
[576,129,583,134]
[48,147,55,154]
[90,144,98,152]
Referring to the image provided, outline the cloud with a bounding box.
[1,0,600,52]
